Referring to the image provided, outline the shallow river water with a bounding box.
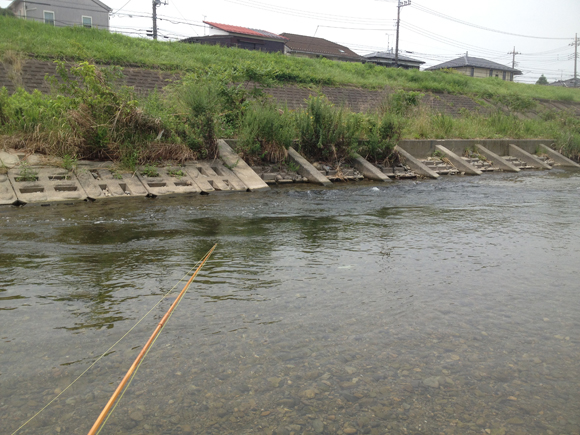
[1,169,579,435]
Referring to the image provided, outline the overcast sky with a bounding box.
[2,0,578,84]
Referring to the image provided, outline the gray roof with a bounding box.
[549,77,580,88]
[426,56,522,75]
[364,51,424,64]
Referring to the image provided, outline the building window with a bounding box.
[44,11,55,25]
[82,16,92,28]
[470,67,474,77]
[489,69,493,77]
[502,71,506,80]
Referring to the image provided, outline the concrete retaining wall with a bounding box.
[399,139,553,158]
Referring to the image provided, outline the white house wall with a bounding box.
[455,66,514,81]
[12,0,110,29]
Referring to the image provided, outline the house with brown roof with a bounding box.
[426,54,522,81]
[281,33,363,63]
[364,50,425,70]
[180,21,287,53]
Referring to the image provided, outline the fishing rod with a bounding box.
[87,244,217,435]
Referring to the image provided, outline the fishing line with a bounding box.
[87,244,217,435]
[10,251,212,435]
[96,281,191,434]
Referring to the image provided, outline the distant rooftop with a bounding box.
[364,51,424,64]
[281,33,361,60]
[549,77,580,88]
[203,21,287,41]
[426,55,522,75]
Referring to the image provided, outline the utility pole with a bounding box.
[508,46,521,69]
[152,0,167,40]
[394,0,411,67]
[570,33,578,82]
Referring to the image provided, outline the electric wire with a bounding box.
[223,0,391,25]
[411,2,573,41]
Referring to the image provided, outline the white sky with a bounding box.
[2,0,579,84]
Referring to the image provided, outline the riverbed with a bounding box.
[1,169,579,435]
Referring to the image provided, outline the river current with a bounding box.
[1,169,579,435]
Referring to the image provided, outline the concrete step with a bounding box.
[8,167,87,204]
[77,167,148,199]
[137,166,202,197]
[252,165,307,184]
[184,161,247,192]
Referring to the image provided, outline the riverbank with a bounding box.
[2,137,579,207]
[1,16,580,168]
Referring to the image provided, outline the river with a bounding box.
[1,169,579,435]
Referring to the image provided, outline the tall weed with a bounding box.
[295,96,362,162]
[238,103,295,163]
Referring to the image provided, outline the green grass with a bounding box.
[1,16,579,162]
[2,16,580,103]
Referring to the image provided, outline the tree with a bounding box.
[536,74,549,85]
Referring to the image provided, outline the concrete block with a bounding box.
[217,140,269,191]
[136,167,202,197]
[0,151,20,169]
[538,144,580,168]
[351,153,391,182]
[184,161,247,192]
[8,167,88,204]
[0,174,17,205]
[435,145,482,175]
[476,145,520,172]
[395,146,439,179]
[509,144,551,170]
[77,168,148,199]
[287,147,332,186]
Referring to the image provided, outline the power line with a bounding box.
[411,2,573,41]
[223,0,390,25]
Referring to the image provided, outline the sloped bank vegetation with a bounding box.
[0,16,579,166]
[1,60,580,169]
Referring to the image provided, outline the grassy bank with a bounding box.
[1,61,579,166]
[2,16,580,102]
[1,17,579,164]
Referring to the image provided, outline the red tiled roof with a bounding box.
[204,21,287,41]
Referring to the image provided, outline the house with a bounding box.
[281,33,362,63]
[363,50,424,70]
[426,55,522,81]
[7,0,112,29]
[181,22,287,53]
[549,78,580,88]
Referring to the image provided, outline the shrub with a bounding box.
[238,103,295,163]
[361,112,402,161]
[431,113,454,137]
[295,96,363,162]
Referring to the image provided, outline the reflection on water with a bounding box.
[1,170,580,434]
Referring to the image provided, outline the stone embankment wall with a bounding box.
[1,59,580,117]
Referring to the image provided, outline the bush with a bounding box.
[431,113,454,138]
[390,90,424,115]
[295,96,363,162]
[361,112,402,161]
[238,103,295,163]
